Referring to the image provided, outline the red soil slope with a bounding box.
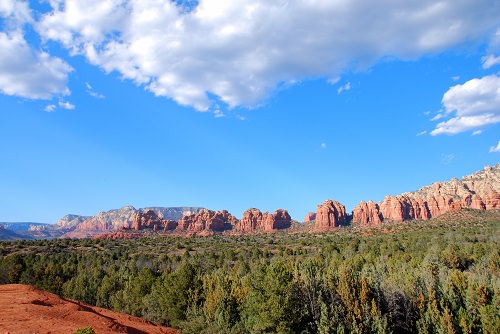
[0,284,177,334]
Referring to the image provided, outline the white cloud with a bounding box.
[320,143,327,149]
[44,104,56,112]
[59,100,75,110]
[431,75,500,135]
[0,2,72,100]
[472,130,482,136]
[337,82,351,95]
[482,54,500,69]
[85,82,105,99]
[0,31,72,99]
[431,113,444,121]
[490,141,500,153]
[213,109,225,118]
[452,76,460,81]
[416,130,427,136]
[32,0,500,111]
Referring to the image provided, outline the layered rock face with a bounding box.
[315,200,347,229]
[55,214,91,229]
[352,164,500,225]
[236,209,291,232]
[131,210,177,231]
[76,205,137,231]
[178,209,238,232]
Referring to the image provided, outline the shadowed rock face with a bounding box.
[352,164,500,225]
[315,199,347,229]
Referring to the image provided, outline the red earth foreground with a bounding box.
[0,284,178,334]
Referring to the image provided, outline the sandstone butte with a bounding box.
[0,284,177,334]
[314,199,348,230]
[236,208,292,232]
[351,164,500,225]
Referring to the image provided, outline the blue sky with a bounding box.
[1,0,500,223]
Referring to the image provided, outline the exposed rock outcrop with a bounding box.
[315,200,347,229]
[238,208,264,232]
[71,206,202,232]
[352,200,382,226]
[131,210,177,231]
[263,209,292,231]
[303,212,316,222]
[77,206,137,231]
[55,214,91,229]
[178,209,238,232]
[236,208,291,232]
[354,164,500,225]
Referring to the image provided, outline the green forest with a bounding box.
[0,212,499,333]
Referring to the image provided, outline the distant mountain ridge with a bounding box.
[57,206,204,238]
[0,222,49,231]
[1,164,499,240]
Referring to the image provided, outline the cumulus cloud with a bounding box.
[30,0,500,110]
[0,1,72,100]
[0,31,73,99]
[490,141,500,153]
[431,75,500,135]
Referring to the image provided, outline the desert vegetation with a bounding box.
[0,211,498,333]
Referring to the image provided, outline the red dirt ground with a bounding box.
[0,284,178,334]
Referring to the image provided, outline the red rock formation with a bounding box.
[178,209,238,232]
[262,209,292,231]
[483,191,500,209]
[352,200,382,226]
[303,212,316,222]
[131,210,177,231]
[236,208,291,232]
[355,165,500,225]
[315,200,347,229]
[238,208,264,232]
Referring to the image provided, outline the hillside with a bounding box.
[0,284,177,334]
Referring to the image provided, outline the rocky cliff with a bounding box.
[178,209,238,232]
[314,200,348,230]
[131,210,178,231]
[233,208,292,232]
[352,164,500,225]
